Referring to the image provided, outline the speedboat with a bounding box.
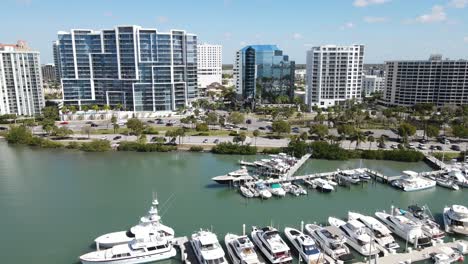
[391,171,436,192]
[225,233,263,264]
[251,226,292,264]
[355,169,371,181]
[328,217,379,256]
[80,233,176,264]
[432,176,459,190]
[375,211,432,247]
[269,183,286,197]
[94,198,174,248]
[348,212,399,250]
[338,170,360,184]
[283,183,307,196]
[255,182,272,199]
[240,186,255,198]
[431,247,464,264]
[283,227,322,263]
[313,179,334,193]
[191,230,228,264]
[443,204,468,235]
[396,205,445,239]
[212,167,253,184]
[446,169,468,188]
[304,224,354,262]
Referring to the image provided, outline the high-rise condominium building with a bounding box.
[383,55,468,107]
[363,75,385,97]
[56,26,197,111]
[306,45,364,109]
[41,63,56,83]
[0,41,44,115]
[234,45,295,104]
[52,40,61,83]
[197,44,222,93]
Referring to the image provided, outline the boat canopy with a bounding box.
[402,170,419,177]
[271,183,281,189]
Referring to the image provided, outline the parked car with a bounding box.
[246,119,252,124]
[90,123,99,127]
[259,126,266,130]
[408,144,416,149]
[436,145,443,150]
[85,121,93,125]
[266,125,272,130]
[419,138,428,144]
[202,139,208,143]
[391,144,398,149]
[165,122,174,127]
[363,131,374,136]
[147,120,155,124]
[213,139,219,144]
[156,120,164,124]
[418,144,428,150]
[240,127,248,131]
[429,145,437,150]
[113,136,122,140]
[59,121,69,125]
[292,127,300,133]
[451,145,461,151]
[0,126,8,131]
[378,142,387,149]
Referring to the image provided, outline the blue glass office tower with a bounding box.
[234,45,295,103]
[56,26,197,111]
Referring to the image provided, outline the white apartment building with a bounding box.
[197,44,222,92]
[306,44,364,109]
[363,75,385,97]
[0,41,44,115]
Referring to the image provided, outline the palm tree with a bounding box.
[367,135,375,150]
[377,135,386,148]
[352,130,367,149]
[253,129,260,146]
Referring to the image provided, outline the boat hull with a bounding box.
[80,247,176,264]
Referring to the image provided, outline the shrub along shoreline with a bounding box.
[3,125,426,162]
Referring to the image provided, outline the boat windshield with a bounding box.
[202,243,218,250]
[303,245,319,255]
[206,257,225,264]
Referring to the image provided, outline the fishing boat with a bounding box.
[312,179,334,193]
[251,226,292,264]
[338,170,361,184]
[94,198,174,249]
[240,186,255,198]
[212,167,253,184]
[225,233,263,264]
[255,181,272,199]
[446,168,468,188]
[283,227,323,263]
[191,230,228,264]
[269,183,286,197]
[432,176,460,190]
[304,224,354,262]
[328,217,380,256]
[443,204,468,235]
[347,212,399,250]
[80,233,176,264]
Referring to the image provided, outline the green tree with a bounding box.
[81,125,92,139]
[42,106,59,120]
[367,135,375,150]
[352,130,367,149]
[194,109,200,117]
[425,125,440,139]
[205,112,219,126]
[300,132,309,141]
[5,125,33,144]
[52,126,73,137]
[272,120,290,136]
[195,123,209,132]
[452,124,468,139]
[174,128,186,144]
[41,118,56,135]
[253,129,260,146]
[126,118,145,136]
[227,111,245,125]
[233,132,247,145]
[111,115,118,133]
[398,122,417,142]
[309,124,329,140]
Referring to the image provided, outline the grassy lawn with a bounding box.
[432,151,462,161]
[88,127,270,137]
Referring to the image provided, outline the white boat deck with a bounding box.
[354,240,468,264]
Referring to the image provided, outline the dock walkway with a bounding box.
[354,240,468,264]
[424,154,448,170]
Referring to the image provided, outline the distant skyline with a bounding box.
[2,0,468,64]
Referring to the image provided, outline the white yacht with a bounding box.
[396,205,445,239]
[312,179,334,193]
[269,183,286,197]
[251,226,292,264]
[431,176,459,190]
[191,230,228,264]
[240,186,255,198]
[304,224,354,262]
[224,233,263,264]
[94,198,174,248]
[212,167,253,184]
[80,233,176,264]
[375,211,432,247]
[355,169,371,181]
[391,171,436,192]
[283,183,307,196]
[431,247,464,263]
[283,227,323,263]
[328,217,379,256]
[446,169,468,188]
[255,182,272,199]
[338,170,361,184]
[347,212,399,250]
[443,204,468,235]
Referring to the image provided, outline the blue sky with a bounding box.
[2,0,468,64]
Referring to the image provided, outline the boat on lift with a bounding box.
[225,233,263,264]
[395,205,445,239]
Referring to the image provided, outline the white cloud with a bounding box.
[157,16,168,24]
[353,0,390,7]
[364,16,387,23]
[464,36,468,43]
[340,22,355,30]
[416,5,447,23]
[449,0,468,8]
[292,33,303,40]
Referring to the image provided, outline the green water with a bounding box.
[0,141,466,264]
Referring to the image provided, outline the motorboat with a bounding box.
[80,233,176,264]
[338,170,360,184]
[292,183,307,195]
[191,230,228,264]
[304,179,317,189]
[224,233,263,264]
[443,204,468,235]
[240,186,255,198]
[374,211,432,247]
[94,198,174,248]
[328,217,380,256]
[433,176,460,190]
[304,224,354,262]
[255,182,272,199]
[396,205,445,239]
[283,227,323,263]
[283,183,307,196]
[212,167,253,184]
[313,179,334,193]
[251,226,292,264]
[431,247,464,264]
[446,169,468,188]
[269,183,286,197]
[390,171,436,192]
[347,212,399,250]
[327,179,338,186]
[355,169,371,181]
